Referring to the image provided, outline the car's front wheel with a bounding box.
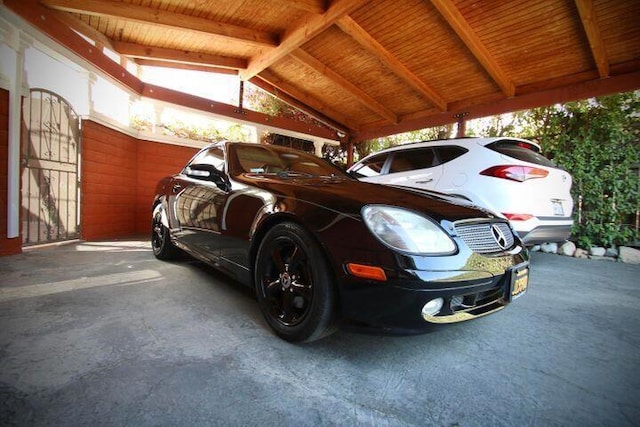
[254,222,337,342]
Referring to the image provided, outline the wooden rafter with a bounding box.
[113,41,247,70]
[142,83,341,141]
[281,0,328,14]
[336,16,447,111]
[429,0,515,97]
[355,70,640,140]
[2,0,340,141]
[51,9,115,51]
[257,69,359,130]
[290,49,398,124]
[574,0,609,78]
[239,0,369,81]
[41,0,279,47]
[135,59,239,76]
[249,76,350,135]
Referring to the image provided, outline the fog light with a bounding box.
[421,298,444,319]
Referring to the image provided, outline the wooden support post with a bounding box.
[237,80,245,113]
[346,137,355,167]
[455,112,469,138]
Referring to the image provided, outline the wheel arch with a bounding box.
[248,212,339,288]
[152,197,170,229]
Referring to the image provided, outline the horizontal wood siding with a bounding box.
[81,121,138,240]
[81,120,197,241]
[135,140,196,234]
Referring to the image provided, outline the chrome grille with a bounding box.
[454,221,514,254]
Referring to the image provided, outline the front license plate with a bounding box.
[552,200,564,216]
[510,266,529,300]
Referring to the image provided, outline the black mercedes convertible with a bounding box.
[152,141,529,342]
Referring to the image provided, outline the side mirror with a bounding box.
[185,164,230,191]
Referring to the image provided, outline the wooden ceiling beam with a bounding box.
[336,16,447,111]
[51,9,115,51]
[113,41,247,70]
[429,0,515,97]
[4,0,144,92]
[355,70,640,141]
[574,0,609,78]
[257,69,359,131]
[41,0,279,47]
[135,59,239,76]
[248,77,350,135]
[280,0,328,14]
[290,49,398,124]
[3,0,340,141]
[142,83,341,141]
[239,0,369,81]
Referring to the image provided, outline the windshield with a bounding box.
[231,144,348,178]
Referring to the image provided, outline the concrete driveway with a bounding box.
[1,239,638,426]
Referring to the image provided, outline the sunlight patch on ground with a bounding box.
[0,269,162,302]
[72,241,152,252]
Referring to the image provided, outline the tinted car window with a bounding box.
[350,154,388,178]
[388,148,435,173]
[435,146,468,165]
[233,144,345,177]
[187,146,225,170]
[487,139,556,167]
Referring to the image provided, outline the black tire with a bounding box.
[151,207,180,260]
[254,222,337,342]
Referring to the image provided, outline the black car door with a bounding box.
[172,147,229,263]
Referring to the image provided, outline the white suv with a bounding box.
[348,137,574,245]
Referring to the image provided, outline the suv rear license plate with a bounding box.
[552,200,564,216]
[510,265,529,300]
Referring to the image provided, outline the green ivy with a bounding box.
[525,92,640,248]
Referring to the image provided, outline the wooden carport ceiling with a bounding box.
[10,0,640,140]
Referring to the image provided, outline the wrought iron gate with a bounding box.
[21,89,80,246]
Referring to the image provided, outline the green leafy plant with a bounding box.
[522,92,640,248]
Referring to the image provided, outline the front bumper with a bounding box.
[338,260,529,334]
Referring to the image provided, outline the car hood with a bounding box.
[237,174,498,223]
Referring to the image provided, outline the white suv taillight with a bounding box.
[502,213,534,221]
[480,165,549,182]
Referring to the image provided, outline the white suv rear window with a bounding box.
[487,140,556,167]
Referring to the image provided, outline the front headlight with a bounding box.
[362,205,457,255]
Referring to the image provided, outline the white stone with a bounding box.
[619,247,640,265]
[605,247,619,258]
[574,248,589,259]
[530,245,541,252]
[541,242,558,254]
[558,241,576,257]
[589,247,606,257]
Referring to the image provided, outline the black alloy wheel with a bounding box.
[255,222,337,342]
[151,206,179,260]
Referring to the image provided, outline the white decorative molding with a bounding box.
[0,74,9,91]
[84,113,208,150]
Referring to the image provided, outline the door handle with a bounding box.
[415,179,433,184]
